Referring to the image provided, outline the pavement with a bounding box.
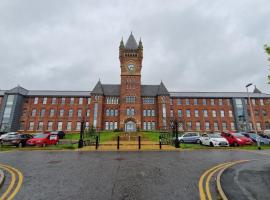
[221,157,270,200]
[0,149,270,200]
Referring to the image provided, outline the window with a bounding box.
[43,97,47,104]
[115,110,118,116]
[170,110,173,117]
[37,121,43,130]
[68,109,73,117]
[61,98,66,104]
[85,122,90,129]
[76,122,81,131]
[57,122,63,130]
[143,97,155,104]
[262,110,267,116]
[114,122,118,129]
[40,109,45,117]
[170,98,173,105]
[105,122,109,130]
[59,109,64,117]
[178,110,182,117]
[29,122,34,130]
[194,110,199,117]
[110,122,114,130]
[77,109,82,117]
[194,99,198,105]
[229,110,233,117]
[202,99,207,105]
[50,109,55,117]
[186,122,192,130]
[227,99,231,105]
[260,99,264,106]
[93,103,98,128]
[106,97,119,104]
[186,98,190,105]
[196,122,200,130]
[256,122,261,131]
[127,108,135,116]
[254,110,259,116]
[31,109,36,117]
[205,122,210,131]
[52,97,57,104]
[152,122,156,130]
[143,122,147,130]
[87,98,91,104]
[177,98,182,105]
[251,99,256,105]
[79,97,83,105]
[212,110,217,117]
[109,109,113,116]
[47,122,53,131]
[86,109,90,117]
[126,96,136,103]
[210,99,215,106]
[34,97,38,104]
[106,109,110,116]
[143,110,146,117]
[214,122,219,130]
[70,97,74,105]
[66,122,72,131]
[220,110,225,117]
[186,110,191,117]
[230,122,235,130]
[203,110,208,117]
[147,109,151,117]
[222,122,227,130]
[218,99,223,106]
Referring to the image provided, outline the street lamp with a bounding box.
[246,83,261,150]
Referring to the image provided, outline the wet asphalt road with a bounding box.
[0,150,269,200]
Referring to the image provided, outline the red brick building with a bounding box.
[1,33,270,133]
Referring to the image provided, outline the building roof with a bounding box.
[157,81,170,95]
[125,32,138,50]
[27,90,90,97]
[91,80,104,95]
[169,92,270,98]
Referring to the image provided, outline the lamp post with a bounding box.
[246,83,261,150]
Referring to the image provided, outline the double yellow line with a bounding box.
[0,164,23,200]
[198,160,249,200]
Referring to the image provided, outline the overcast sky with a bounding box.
[0,0,269,93]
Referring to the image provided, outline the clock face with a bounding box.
[127,64,135,71]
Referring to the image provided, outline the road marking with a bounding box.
[199,160,249,200]
[0,163,23,200]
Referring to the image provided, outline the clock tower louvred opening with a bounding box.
[119,32,143,131]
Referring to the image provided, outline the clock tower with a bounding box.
[119,33,143,131]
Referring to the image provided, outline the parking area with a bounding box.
[0,149,270,200]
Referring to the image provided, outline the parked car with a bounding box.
[1,134,33,147]
[178,132,201,144]
[241,132,270,145]
[27,133,59,147]
[221,132,253,146]
[200,133,229,147]
[50,131,65,139]
[0,132,18,141]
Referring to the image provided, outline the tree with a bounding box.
[265,45,270,83]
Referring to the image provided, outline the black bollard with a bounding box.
[138,136,141,150]
[117,136,120,150]
[159,136,162,149]
[95,136,99,150]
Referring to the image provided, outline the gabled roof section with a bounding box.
[141,85,159,96]
[125,32,138,50]
[6,86,28,95]
[253,86,262,93]
[157,81,169,96]
[91,80,104,95]
[102,84,120,96]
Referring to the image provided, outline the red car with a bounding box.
[27,133,59,147]
[221,132,253,146]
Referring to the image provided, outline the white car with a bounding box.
[0,132,18,140]
[200,133,229,147]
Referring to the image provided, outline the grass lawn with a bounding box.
[141,131,160,142]
[64,131,119,143]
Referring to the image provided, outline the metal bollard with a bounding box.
[138,136,141,150]
[159,136,162,149]
[95,136,99,150]
[117,136,120,150]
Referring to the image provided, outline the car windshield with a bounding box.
[234,133,245,138]
[209,134,222,138]
[33,134,48,138]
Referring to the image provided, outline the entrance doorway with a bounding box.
[125,121,136,132]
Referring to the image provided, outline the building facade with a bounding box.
[1,33,270,133]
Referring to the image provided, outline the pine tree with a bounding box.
[265,45,270,83]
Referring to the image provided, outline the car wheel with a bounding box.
[261,142,264,145]
[42,143,47,147]
[55,141,59,145]
[18,142,23,148]
[196,139,200,144]
[180,140,184,143]
[233,142,238,147]
[210,142,214,147]
[200,140,203,145]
